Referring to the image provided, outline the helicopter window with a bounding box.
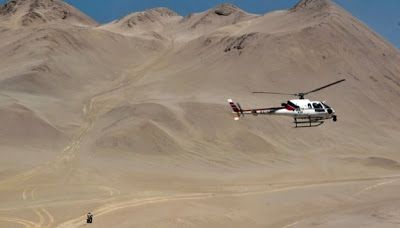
[313,103,325,112]
[307,103,312,109]
[312,103,323,109]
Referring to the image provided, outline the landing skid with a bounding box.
[294,121,324,128]
[294,118,324,128]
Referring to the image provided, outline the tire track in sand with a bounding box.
[0,208,53,228]
[57,174,400,227]
[1,43,175,228]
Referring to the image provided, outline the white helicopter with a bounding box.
[228,79,345,127]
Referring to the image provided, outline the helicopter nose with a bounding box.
[327,108,333,114]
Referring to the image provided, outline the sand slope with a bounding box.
[1,0,400,227]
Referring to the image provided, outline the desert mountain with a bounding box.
[111,8,179,30]
[100,8,182,40]
[0,0,97,26]
[292,0,331,11]
[1,0,400,227]
[177,4,257,37]
[100,3,257,41]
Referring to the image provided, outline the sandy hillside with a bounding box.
[1,0,400,227]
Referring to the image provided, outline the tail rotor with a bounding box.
[236,102,244,117]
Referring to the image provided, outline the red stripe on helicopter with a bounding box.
[285,104,296,111]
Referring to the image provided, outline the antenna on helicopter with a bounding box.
[252,79,345,99]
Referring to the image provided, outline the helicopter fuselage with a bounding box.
[228,98,337,127]
[263,99,335,120]
[229,79,344,127]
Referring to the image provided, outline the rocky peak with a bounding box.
[118,7,179,28]
[1,0,60,15]
[0,0,97,26]
[0,0,22,15]
[291,0,332,11]
[181,3,254,32]
[213,3,242,16]
[144,7,179,17]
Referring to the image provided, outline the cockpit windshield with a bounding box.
[312,102,325,112]
[322,103,331,109]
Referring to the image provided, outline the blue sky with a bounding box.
[1,0,399,47]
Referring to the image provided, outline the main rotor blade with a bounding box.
[303,79,346,95]
[252,92,296,96]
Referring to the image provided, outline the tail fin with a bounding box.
[228,99,243,120]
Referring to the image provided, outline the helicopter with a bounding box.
[228,79,345,127]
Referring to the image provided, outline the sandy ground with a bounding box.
[2,173,400,227]
[1,0,400,227]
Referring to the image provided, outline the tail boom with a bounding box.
[228,98,285,120]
